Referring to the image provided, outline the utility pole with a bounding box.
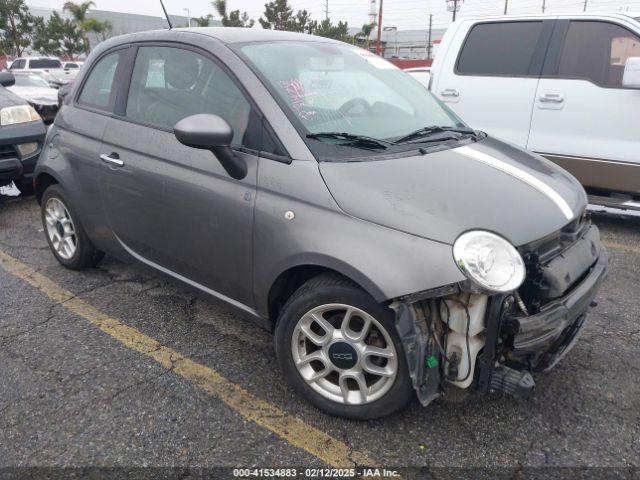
[447,0,460,22]
[504,0,508,15]
[376,0,384,56]
[583,0,588,11]
[427,14,433,60]
[183,8,190,27]
[322,0,329,19]
[542,0,546,12]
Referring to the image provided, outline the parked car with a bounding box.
[8,72,59,123]
[404,66,431,88]
[62,61,84,70]
[34,28,608,419]
[9,56,77,88]
[430,13,640,210]
[0,72,47,195]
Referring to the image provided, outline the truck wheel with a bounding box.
[275,273,413,419]
[41,184,104,270]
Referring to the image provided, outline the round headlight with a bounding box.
[453,230,526,293]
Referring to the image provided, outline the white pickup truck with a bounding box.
[8,57,78,88]
[428,13,640,209]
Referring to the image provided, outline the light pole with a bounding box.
[383,26,398,57]
[183,8,191,27]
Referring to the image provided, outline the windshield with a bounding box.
[238,41,466,158]
[30,59,62,69]
[13,74,50,88]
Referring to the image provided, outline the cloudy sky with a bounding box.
[27,0,640,31]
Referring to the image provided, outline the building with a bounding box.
[26,6,222,52]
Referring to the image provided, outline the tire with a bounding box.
[275,273,413,419]
[41,184,104,270]
[15,180,35,196]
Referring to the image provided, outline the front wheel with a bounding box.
[275,274,413,419]
[41,184,104,270]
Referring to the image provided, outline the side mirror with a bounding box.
[174,114,247,180]
[622,57,640,89]
[0,71,15,87]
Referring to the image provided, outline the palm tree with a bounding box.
[213,0,254,27]
[213,0,227,20]
[63,1,95,54]
[355,22,376,50]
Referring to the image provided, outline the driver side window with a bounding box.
[125,46,257,148]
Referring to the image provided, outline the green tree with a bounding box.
[259,0,292,30]
[33,11,84,57]
[84,17,112,42]
[0,0,37,57]
[213,0,254,28]
[192,14,213,27]
[308,18,352,42]
[63,0,95,53]
[354,22,376,49]
[259,0,311,32]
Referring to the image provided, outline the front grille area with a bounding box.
[517,213,592,314]
[32,104,59,123]
[0,144,17,160]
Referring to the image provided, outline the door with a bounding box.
[57,49,124,237]
[101,45,261,307]
[434,20,554,146]
[528,19,640,195]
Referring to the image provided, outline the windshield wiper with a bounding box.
[393,125,476,145]
[306,132,391,150]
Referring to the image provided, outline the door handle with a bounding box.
[539,93,564,103]
[100,152,123,167]
[440,88,460,97]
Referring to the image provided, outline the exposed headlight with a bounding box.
[453,230,526,293]
[0,105,41,126]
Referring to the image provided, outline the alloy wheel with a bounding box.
[44,197,77,260]
[291,304,398,405]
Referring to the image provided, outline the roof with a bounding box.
[455,11,640,22]
[177,27,340,44]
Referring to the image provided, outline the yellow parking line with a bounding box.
[0,250,375,468]
[602,240,640,254]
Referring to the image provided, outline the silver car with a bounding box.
[34,28,608,419]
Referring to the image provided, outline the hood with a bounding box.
[319,137,587,247]
[0,86,29,107]
[7,86,58,105]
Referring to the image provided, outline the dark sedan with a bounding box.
[0,72,47,195]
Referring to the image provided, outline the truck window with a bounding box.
[556,21,640,87]
[456,21,544,76]
[29,59,62,69]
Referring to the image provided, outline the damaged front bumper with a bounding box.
[393,231,609,406]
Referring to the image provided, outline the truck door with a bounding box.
[527,18,640,196]
[432,19,554,146]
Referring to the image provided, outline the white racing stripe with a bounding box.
[455,145,575,221]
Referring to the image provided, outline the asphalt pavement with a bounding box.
[1,186,639,474]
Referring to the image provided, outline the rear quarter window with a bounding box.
[456,21,544,76]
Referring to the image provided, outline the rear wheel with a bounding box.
[41,184,104,270]
[275,274,413,419]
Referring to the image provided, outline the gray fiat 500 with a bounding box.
[34,28,608,419]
